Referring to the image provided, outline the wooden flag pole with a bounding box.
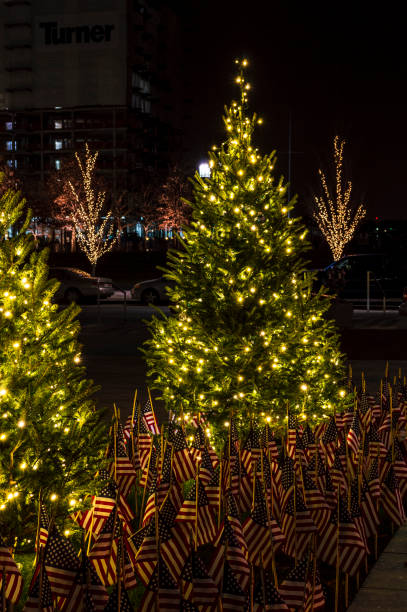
[195,463,200,550]
[130,389,138,468]
[34,489,42,566]
[155,495,160,612]
[294,475,298,567]
[249,562,254,612]
[139,445,153,528]
[2,567,6,612]
[147,386,159,434]
[261,451,278,588]
[218,457,223,529]
[310,533,317,612]
[335,486,341,612]
[260,553,267,610]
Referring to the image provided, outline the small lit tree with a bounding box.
[314,135,366,261]
[68,144,118,274]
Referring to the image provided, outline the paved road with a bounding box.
[78,303,407,416]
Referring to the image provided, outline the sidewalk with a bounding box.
[348,524,407,611]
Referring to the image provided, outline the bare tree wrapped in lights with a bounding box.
[144,60,346,443]
[69,144,118,274]
[314,136,366,261]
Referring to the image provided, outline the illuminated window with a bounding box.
[55,140,63,150]
[54,120,63,129]
[5,122,13,130]
[55,159,61,170]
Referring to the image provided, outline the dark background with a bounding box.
[176,1,406,219]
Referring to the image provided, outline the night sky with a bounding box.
[179,1,407,219]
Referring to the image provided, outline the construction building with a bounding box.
[0,0,191,194]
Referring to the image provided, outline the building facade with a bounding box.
[0,0,189,193]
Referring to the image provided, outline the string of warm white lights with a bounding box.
[69,144,118,274]
[314,136,366,261]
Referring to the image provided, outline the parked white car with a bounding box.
[131,277,175,304]
[50,267,114,303]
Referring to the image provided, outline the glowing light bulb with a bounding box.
[300,383,308,392]
[50,493,57,501]
[17,419,25,428]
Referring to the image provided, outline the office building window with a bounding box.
[6,141,14,151]
[55,159,61,170]
[5,122,13,130]
[55,140,63,150]
[7,159,17,168]
[54,120,63,129]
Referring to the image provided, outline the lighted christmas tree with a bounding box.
[0,178,107,543]
[144,60,346,441]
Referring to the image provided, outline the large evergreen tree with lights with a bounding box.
[145,60,345,441]
[0,177,107,543]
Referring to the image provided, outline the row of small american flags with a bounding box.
[2,376,407,611]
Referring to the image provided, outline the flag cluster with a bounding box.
[5,380,407,611]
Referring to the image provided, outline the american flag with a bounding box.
[281,489,316,559]
[279,455,295,509]
[367,422,388,458]
[199,446,215,486]
[89,512,121,586]
[159,486,191,583]
[301,469,330,531]
[279,558,310,609]
[306,449,326,494]
[381,467,406,526]
[347,411,361,455]
[139,558,180,612]
[24,563,54,612]
[287,413,298,459]
[391,439,407,499]
[261,423,279,459]
[302,423,316,460]
[157,444,174,505]
[180,549,218,608]
[190,424,206,461]
[360,474,380,539]
[330,451,348,493]
[0,537,23,605]
[132,519,158,586]
[143,398,160,435]
[243,477,285,566]
[72,481,117,536]
[64,554,108,612]
[175,478,217,546]
[219,560,246,612]
[316,496,367,575]
[320,416,338,466]
[241,425,262,473]
[44,525,80,599]
[212,516,250,591]
[367,456,381,500]
[303,567,326,611]
[251,567,289,612]
[103,582,134,611]
[226,492,248,553]
[323,465,337,511]
[36,503,50,550]
[205,465,221,507]
[378,413,392,449]
[169,427,196,483]
[108,431,137,496]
